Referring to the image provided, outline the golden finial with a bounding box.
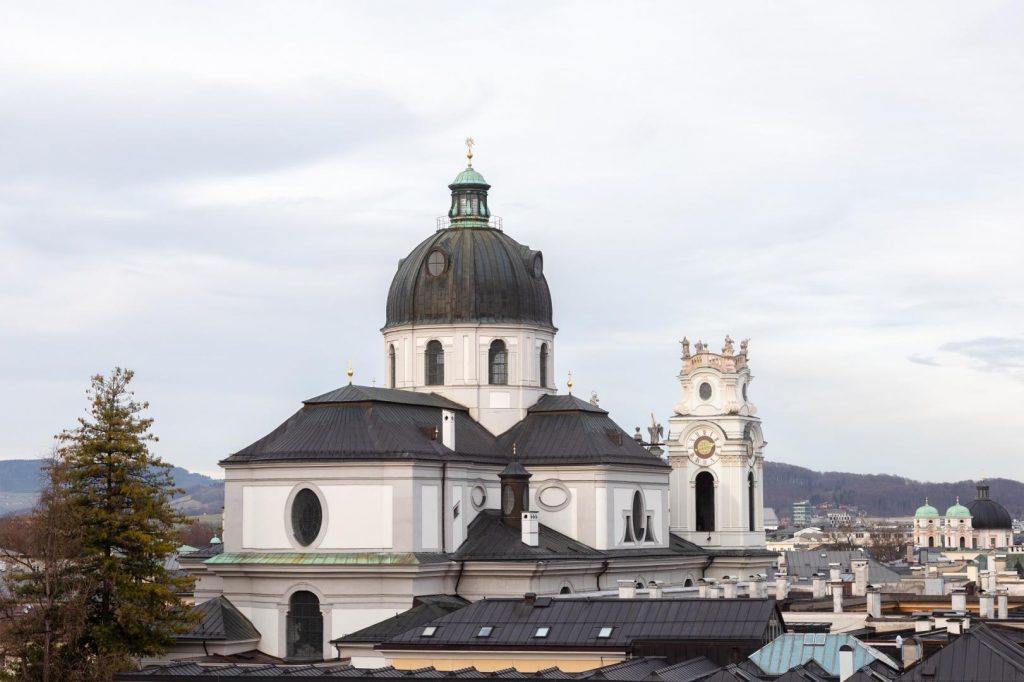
[465,136,475,167]
[512,443,517,458]
[566,371,574,395]
[347,359,354,384]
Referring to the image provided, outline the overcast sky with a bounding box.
[1,1,1022,481]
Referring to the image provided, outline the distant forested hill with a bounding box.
[0,459,224,517]
[764,461,1024,520]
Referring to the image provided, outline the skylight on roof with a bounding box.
[597,627,613,639]
[534,627,550,638]
[422,626,437,637]
[477,626,493,637]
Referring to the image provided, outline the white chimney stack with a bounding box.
[832,582,844,613]
[980,592,995,619]
[521,511,538,547]
[839,644,854,682]
[775,572,789,599]
[618,580,636,599]
[998,590,1009,619]
[951,589,967,613]
[812,574,826,599]
[829,562,842,582]
[441,410,456,450]
[852,559,868,597]
[866,586,882,619]
[648,581,663,598]
[722,579,737,599]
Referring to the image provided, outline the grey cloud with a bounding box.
[908,354,940,367]
[0,76,414,187]
[941,336,1024,379]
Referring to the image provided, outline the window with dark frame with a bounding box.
[286,591,322,661]
[425,340,444,385]
[539,343,548,387]
[388,344,396,388]
[488,339,507,385]
[291,489,322,547]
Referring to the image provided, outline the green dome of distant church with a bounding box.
[945,498,971,519]
[914,499,939,519]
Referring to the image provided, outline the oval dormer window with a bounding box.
[427,250,446,277]
[291,489,322,547]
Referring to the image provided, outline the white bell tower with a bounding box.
[666,336,766,550]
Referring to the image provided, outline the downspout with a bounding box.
[701,555,716,580]
[454,559,467,596]
[441,461,447,552]
[596,560,610,591]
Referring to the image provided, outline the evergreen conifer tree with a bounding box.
[55,368,193,666]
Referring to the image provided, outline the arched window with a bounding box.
[539,343,548,388]
[748,472,756,532]
[928,537,934,548]
[286,591,322,662]
[695,472,715,533]
[559,585,572,595]
[489,340,507,385]
[959,536,966,549]
[425,340,444,385]
[631,490,645,542]
[684,578,694,588]
[388,344,396,388]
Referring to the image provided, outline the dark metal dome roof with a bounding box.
[384,226,554,329]
[967,483,1013,530]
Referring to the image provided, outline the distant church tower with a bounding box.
[666,336,766,549]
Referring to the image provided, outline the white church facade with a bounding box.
[181,152,774,662]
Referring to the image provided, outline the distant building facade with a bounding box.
[914,482,1013,550]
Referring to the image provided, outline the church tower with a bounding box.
[666,337,766,549]
[381,145,557,434]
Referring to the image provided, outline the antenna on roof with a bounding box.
[347,359,354,385]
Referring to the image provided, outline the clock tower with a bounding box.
[666,336,766,549]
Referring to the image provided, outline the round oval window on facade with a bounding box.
[291,489,323,547]
[699,382,713,400]
[471,485,487,510]
[426,249,446,277]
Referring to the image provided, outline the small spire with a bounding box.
[512,442,517,459]
[956,496,960,504]
[465,136,475,167]
[567,371,574,394]
[347,359,354,384]
[925,497,929,505]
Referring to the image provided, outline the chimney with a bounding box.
[866,586,881,619]
[441,410,456,450]
[524,592,537,606]
[698,580,708,598]
[775,572,790,599]
[979,592,995,619]
[998,590,1009,620]
[832,582,845,613]
[951,589,967,613]
[914,616,934,633]
[967,563,979,585]
[852,559,868,597]
[829,562,842,582]
[707,583,722,599]
[812,574,827,599]
[648,581,663,598]
[902,637,922,668]
[947,618,963,636]
[618,580,636,599]
[987,570,999,593]
[839,644,854,682]
[748,577,765,599]
[995,555,1008,573]
[906,544,916,564]
[521,511,539,547]
[722,579,737,599]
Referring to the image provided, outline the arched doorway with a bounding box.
[286,591,323,662]
[695,472,715,533]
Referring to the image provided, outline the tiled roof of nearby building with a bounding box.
[382,597,782,649]
[220,385,507,466]
[177,596,260,643]
[898,623,1024,681]
[648,657,722,682]
[333,595,471,644]
[783,551,903,583]
[497,395,669,469]
[748,633,898,677]
[179,543,224,561]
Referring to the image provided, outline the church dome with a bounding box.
[914,500,939,519]
[967,483,1012,530]
[383,162,554,330]
[945,500,971,519]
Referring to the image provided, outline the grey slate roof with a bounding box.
[178,596,260,642]
[783,551,902,584]
[497,395,669,469]
[384,226,554,330]
[333,595,471,644]
[452,510,604,561]
[179,543,224,560]
[382,597,783,650]
[649,658,721,682]
[221,385,506,466]
[899,623,1024,681]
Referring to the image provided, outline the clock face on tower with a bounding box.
[693,436,716,458]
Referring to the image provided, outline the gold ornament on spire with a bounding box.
[347,359,354,384]
[566,371,574,395]
[465,136,475,167]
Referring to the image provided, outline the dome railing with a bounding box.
[436,215,503,231]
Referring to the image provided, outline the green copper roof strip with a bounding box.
[205,552,425,566]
